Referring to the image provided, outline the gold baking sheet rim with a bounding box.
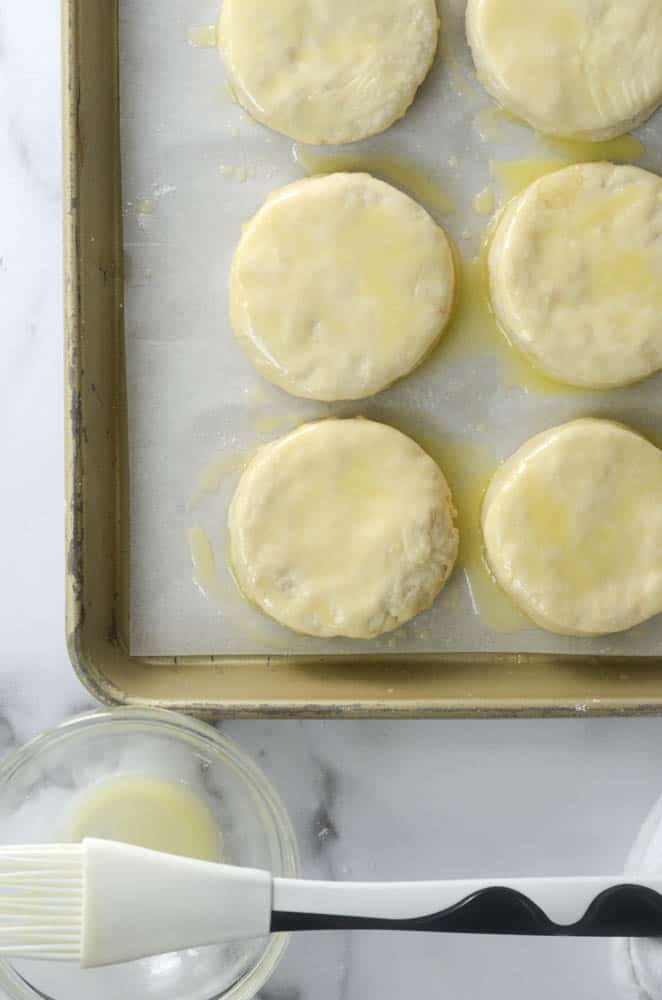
[62,0,662,718]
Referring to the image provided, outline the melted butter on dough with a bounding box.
[230,173,455,401]
[467,0,662,140]
[488,163,662,389]
[482,419,662,636]
[219,0,439,145]
[228,419,459,639]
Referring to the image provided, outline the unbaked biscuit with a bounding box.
[219,0,439,145]
[467,0,662,140]
[488,163,662,389]
[482,419,662,636]
[230,173,455,401]
[228,419,459,639]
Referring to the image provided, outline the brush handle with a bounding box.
[271,876,662,937]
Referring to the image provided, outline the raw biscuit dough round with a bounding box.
[229,173,455,401]
[219,0,439,145]
[488,163,662,389]
[227,419,459,639]
[466,0,662,140]
[482,419,662,637]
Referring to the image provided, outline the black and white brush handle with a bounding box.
[270,876,662,937]
[46,845,662,967]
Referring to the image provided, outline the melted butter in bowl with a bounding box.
[62,775,221,862]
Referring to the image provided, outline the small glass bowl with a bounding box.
[611,791,662,999]
[0,707,299,1000]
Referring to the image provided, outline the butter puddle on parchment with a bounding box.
[188,524,228,606]
[292,145,456,218]
[188,451,250,511]
[423,237,586,397]
[438,21,480,101]
[188,521,298,650]
[381,423,529,635]
[540,132,645,166]
[188,25,218,48]
[473,185,495,216]
[475,129,645,205]
[475,103,646,164]
[187,453,248,604]
[187,446,301,649]
[433,438,529,636]
[474,104,523,142]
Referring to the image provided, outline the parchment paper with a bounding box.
[121,0,662,656]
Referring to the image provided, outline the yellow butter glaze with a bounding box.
[475,105,503,141]
[474,104,523,140]
[483,0,580,50]
[445,57,474,99]
[474,105,645,159]
[335,204,423,354]
[501,461,646,595]
[136,198,157,215]
[473,185,495,215]
[573,183,647,232]
[489,159,569,201]
[220,164,248,182]
[590,247,662,307]
[188,25,218,48]
[539,132,645,164]
[490,132,645,204]
[253,412,308,435]
[246,382,271,407]
[439,26,478,100]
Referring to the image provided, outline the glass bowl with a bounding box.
[611,791,662,999]
[0,707,299,1000]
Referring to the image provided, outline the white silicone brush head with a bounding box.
[82,840,272,968]
[0,845,83,963]
[0,840,273,969]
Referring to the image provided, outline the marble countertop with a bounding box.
[2,3,662,998]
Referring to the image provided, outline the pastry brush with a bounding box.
[0,839,661,968]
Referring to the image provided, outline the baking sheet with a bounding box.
[121,0,662,658]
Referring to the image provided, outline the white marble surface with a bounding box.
[3,2,662,999]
